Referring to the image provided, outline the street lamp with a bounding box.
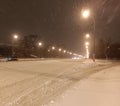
[82,9,96,62]
[14,35,18,39]
[52,46,55,50]
[86,33,90,38]
[63,50,66,53]
[38,42,43,58]
[58,48,62,52]
[85,42,90,59]
[82,9,90,19]
[85,34,90,59]
[38,42,42,47]
[12,34,18,56]
[85,42,89,46]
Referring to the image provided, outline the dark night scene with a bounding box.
[0,0,120,106]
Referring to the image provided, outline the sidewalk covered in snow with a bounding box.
[47,65,120,106]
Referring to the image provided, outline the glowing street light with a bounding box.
[86,45,88,49]
[38,42,42,47]
[58,48,62,52]
[63,50,66,53]
[38,42,43,58]
[85,42,89,46]
[12,34,19,56]
[52,46,55,50]
[81,8,96,62]
[86,33,90,38]
[82,9,90,19]
[13,35,18,39]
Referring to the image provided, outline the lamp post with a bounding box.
[85,34,90,59]
[92,18,96,62]
[38,42,42,47]
[85,42,89,59]
[12,35,18,56]
[86,33,90,39]
[85,42,89,46]
[52,46,55,50]
[82,9,90,19]
[51,46,56,57]
[82,9,96,62]
[63,50,66,53]
[38,42,43,57]
[58,48,62,58]
[58,48,62,52]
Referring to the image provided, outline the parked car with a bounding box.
[7,56,18,61]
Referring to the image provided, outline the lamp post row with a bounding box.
[12,35,80,57]
[82,9,95,62]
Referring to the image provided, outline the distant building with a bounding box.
[0,43,12,57]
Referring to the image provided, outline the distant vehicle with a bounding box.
[7,56,18,61]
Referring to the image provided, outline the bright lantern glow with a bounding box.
[52,46,55,50]
[85,42,89,46]
[13,35,18,39]
[82,9,90,18]
[86,34,90,38]
[63,50,66,53]
[38,42,42,46]
[86,45,88,49]
[58,48,62,52]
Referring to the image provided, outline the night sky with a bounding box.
[0,0,120,53]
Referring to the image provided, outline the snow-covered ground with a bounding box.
[47,62,120,106]
[0,59,118,106]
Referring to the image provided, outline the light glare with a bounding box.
[38,42,42,46]
[86,34,90,38]
[13,35,18,39]
[82,9,90,18]
[59,48,62,52]
[52,46,55,50]
[85,42,89,46]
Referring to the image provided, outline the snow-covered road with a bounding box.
[48,62,120,106]
[0,59,117,106]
